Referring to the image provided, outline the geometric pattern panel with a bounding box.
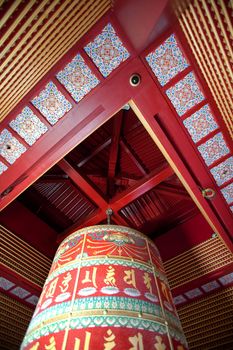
[220,183,233,204]
[31,82,72,125]
[201,280,220,293]
[146,34,189,86]
[185,288,203,299]
[210,157,233,186]
[56,54,100,103]
[218,272,233,286]
[166,72,205,116]
[25,295,39,306]
[9,106,48,145]
[183,104,219,143]
[10,286,31,299]
[0,129,26,164]
[0,161,8,175]
[197,132,230,166]
[173,295,187,305]
[0,277,15,290]
[84,23,130,77]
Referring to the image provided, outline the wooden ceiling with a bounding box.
[18,106,198,237]
[0,0,112,121]
[174,0,233,139]
[0,1,232,349]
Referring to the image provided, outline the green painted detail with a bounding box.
[28,297,163,331]
[27,301,71,332]
[22,316,167,347]
[73,296,163,316]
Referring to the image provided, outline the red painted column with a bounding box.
[22,225,188,350]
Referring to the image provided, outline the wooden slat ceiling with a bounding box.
[0,0,112,122]
[174,0,233,139]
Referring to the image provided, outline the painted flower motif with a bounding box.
[32,82,72,125]
[84,23,130,77]
[56,54,99,103]
[166,72,204,116]
[183,104,218,143]
[10,106,48,145]
[210,157,233,186]
[0,129,26,164]
[146,34,189,86]
[198,133,230,166]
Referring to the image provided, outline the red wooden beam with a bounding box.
[120,138,148,176]
[108,112,123,178]
[57,165,173,242]
[58,159,108,208]
[156,183,191,200]
[110,166,174,211]
[78,138,111,168]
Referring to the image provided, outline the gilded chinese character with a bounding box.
[59,272,72,293]
[143,272,152,293]
[104,266,116,286]
[82,268,97,288]
[45,336,56,350]
[124,269,137,289]
[129,332,144,350]
[104,329,116,349]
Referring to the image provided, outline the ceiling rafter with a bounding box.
[108,112,123,196]
[57,165,174,242]
[110,166,174,211]
[120,138,148,176]
[77,138,112,168]
[156,183,191,200]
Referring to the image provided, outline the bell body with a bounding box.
[21,225,188,349]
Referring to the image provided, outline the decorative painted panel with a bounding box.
[0,277,15,290]
[0,161,8,175]
[0,129,26,164]
[173,295,187,305]
[10,286,31,299]
[84,23,130,77]
[25,295,39,306]
[210,157,233,186]
[183,104,218,143]
[56,54,100,103]
[31,82,72,125]
[219,272,233,286]
[10,106,48,145]
[201,280,220,293]
[220,183,233,204]
[185,288,203,299]
[166,72,204,116]
[145,34,189,86]
[197,133,230,166]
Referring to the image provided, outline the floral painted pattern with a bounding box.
[146,34,189,86]
[84,23,130,77]
[56,54,99,103]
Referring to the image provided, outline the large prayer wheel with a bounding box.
[21,225,188,349]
